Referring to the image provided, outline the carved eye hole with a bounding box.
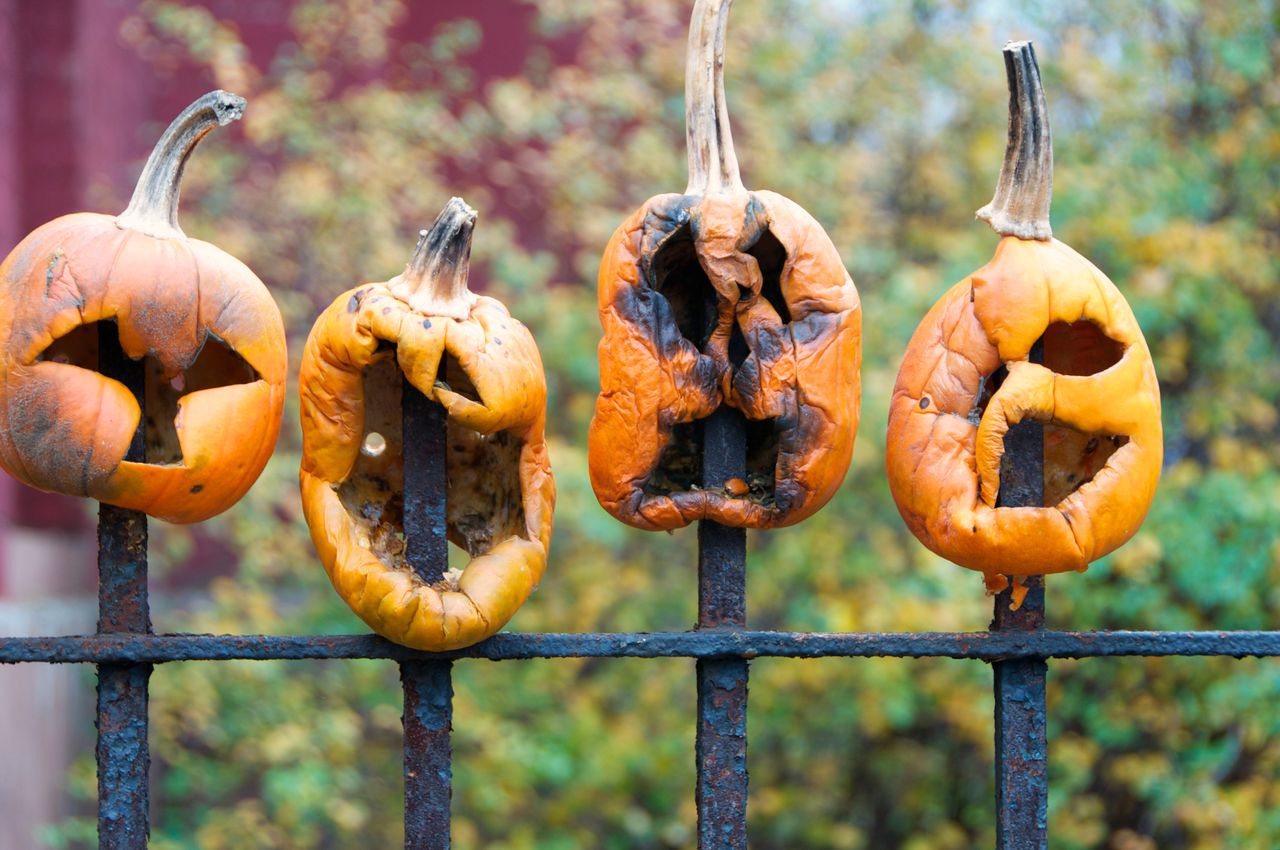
[745,227,790,324]
[37,320,259,465]
[650,220,716,348]
[1043,320,1126,376]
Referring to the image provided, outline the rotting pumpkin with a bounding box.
[588,0,861,531]
[885,42,1162,606]
[0,91,287,523]
[299,198,554,651]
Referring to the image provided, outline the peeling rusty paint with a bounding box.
[695,405,748,849]
[96,324,151,850]
[991,337,1048,850]
[400,377,454,848]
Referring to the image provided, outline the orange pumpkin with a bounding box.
[588,0,861,531]
[885,42,1162,604]
[299,199,554,651]
[0,91,287,523]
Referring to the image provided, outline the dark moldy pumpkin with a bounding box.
[884,42,1163,606]
[299,198,554,651]
[588,0,862,531]
[0,91,286,523]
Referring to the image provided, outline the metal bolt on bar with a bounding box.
[401,376,453,850]
[695,406,749,850]
[992,338,1048,850]
[96,325,152,850]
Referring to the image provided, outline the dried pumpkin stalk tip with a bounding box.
[684,0,742,195]
[975,40,1054,241]
[391,197,478,319]
[117,90,248,240]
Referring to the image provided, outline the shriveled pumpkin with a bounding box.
[299,198,554,651]
[0,91,286,523]
[885,42,1162,603]
[588,0,861,531]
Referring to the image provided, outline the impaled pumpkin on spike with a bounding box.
[0,91,287,523]
[299,199,554,652]
[588,0,861,531]
[885,42,1162,605]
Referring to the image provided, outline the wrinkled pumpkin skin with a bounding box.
[299,283,554,651]
[885,235,1162,578]
[0,213,286,523]
[589,189,861,531]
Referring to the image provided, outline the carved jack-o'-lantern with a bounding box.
[885,42,1163,604]
[299,199,554,651]
[0,92,287,523]
[588,0,861,531]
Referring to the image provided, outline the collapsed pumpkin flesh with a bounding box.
[299,199,554,651]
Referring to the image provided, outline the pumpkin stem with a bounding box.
[684,0,744,195]
[392,197,478,320]
[116,91,246,239]
[976,41,1053,240]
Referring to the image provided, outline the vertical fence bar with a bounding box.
[695,406,748,850]
[96,327,151,850]
[401,377,453,850]
[991,339,1048,850]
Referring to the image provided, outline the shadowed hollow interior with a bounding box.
[336,351,526,582]
[641,221,789,503]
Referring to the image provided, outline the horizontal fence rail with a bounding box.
[5,630,1280,663]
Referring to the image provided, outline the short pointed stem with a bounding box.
[976,41,1053,240]
[685,0,743,196]
[391,198,477,320]
[116,90,246,239]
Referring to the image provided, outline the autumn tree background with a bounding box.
[32,0,1280,848]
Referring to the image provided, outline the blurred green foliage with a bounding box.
[42,0,1280,847]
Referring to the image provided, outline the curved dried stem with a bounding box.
[392,197,478,320]
[116,90,246,239]
[685,0,744,195]
[976,41,1054,240]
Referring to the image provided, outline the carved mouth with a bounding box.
[337,353,526,582]
[974,320,1131,507]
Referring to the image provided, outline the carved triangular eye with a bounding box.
[147,333,257,464]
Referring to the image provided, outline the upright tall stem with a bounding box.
[392,197,477,320]
[116,90,246,239]
[685,0,744,196]
[976,41,1053,241]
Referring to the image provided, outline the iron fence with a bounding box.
[1,334,1279,850]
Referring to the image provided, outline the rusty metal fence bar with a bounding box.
[94,325,152,850]
[401,377,454,849]
[5,630,1280,664]
[695,407,749,849]
[991,337,1048,849]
